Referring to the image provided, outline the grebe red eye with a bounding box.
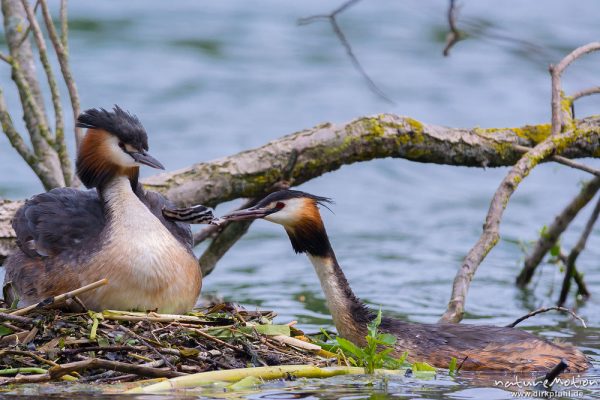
[275,202,285,209]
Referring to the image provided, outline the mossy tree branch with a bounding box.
[1,0,80,190]
[440,42,600,323]
[1,0,65,189]
[144,114,600,208]
[20,0,72,186]
[2,113,600,265]
[40,0,83,148]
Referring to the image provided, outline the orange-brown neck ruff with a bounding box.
[76,129,139,190]
[286,204,374,339]
[283,199,333,257]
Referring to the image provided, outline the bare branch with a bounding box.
[554,250,590,300]
[199,219,254,277]
[4,114,600,262]
[192,200,256,275]
[513,144,600,177]
[20,0,72,186]
[443,0,463,56]
[59,0,68,51]
[145,115,600,208]
[0,84,59,189]
[557,196,600,306]
[0,52,10,63]
[550,42,600,135]
[39,0,83,148]
[14,0,40,48]
[572,86,600,102]
[506,306,586,328]
[2,0,64,189]
[0,88,36,168]
[517,177,600,287]
[440,131,584,323]
[441,42,600,323]
[298,0,393,104]
[48,358,183,380]
[9,57,55,149]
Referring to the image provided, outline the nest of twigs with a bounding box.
[0,281,332,387]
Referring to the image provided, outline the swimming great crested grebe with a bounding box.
[4,106,214,314]
[165,189,590,372]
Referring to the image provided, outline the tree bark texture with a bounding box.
[1,113,600,262]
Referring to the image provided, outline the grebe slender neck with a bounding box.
[212,190,374,343]
[307,252,373,343]
[4,106,213,315]
[204,189,591,372]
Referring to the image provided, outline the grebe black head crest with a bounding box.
[76,105,164,189]
[221,189,334,256]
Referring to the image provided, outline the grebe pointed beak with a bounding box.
[220,207,276,221]
[130,151,165,169]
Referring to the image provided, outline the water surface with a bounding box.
[1,1,599,398]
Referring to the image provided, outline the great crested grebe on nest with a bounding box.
[165,189,590,372]
[4,106,214,314]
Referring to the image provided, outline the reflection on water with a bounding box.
[1,0,600,398]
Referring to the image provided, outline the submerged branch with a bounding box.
[557,196,600,306]
[440,42,600,323]
[517,177,600,287]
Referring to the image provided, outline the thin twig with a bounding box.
[48,358,184,380]
[557,196,600,306]
[0,52,10,63]
[443,0,462,56]
[0,312,33,325]
[8,58,56,150]
[513,144,600,177]
[550,42,600,135]
[557,252,590,299]
[20,0,72,186]
[441,42,600,323]
[571,86,600,119]
[118,325,176,371]
[39,0,83,148]
[541,360,568,389]
[59,0,68,51]
[517,177,600,286]
[10,279,108,316]
[0,88,39,169]
[15,0,41,48]
[298,0,393,104]
[440,131,582,323]
[190,328,243,352]
[506,306,586,328]
[572,86,600,102]
[0,350,62,370]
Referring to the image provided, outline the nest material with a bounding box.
[0,300,332,386]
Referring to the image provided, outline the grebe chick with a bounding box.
[172,189,589,372]
[4,106,214,314]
